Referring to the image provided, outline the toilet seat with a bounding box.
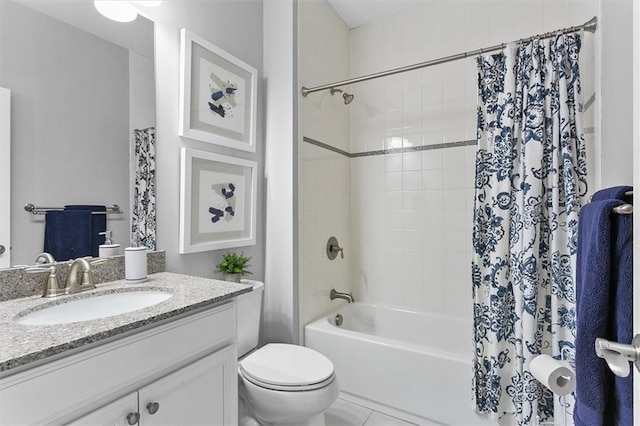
[239,343,335,392]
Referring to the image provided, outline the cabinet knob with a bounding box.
[146,401,160,415]
[126,412,140,425]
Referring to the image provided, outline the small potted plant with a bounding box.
[216,251,252,283]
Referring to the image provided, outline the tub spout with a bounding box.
[330,289,354,303]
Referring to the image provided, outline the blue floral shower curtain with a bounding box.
[132,127,156,250]
[472,34,587,425]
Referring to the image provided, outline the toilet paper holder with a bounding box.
[595,334,640,378]
[531,349,575,426]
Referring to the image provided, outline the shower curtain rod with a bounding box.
[301,16,597,97]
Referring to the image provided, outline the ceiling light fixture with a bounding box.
[94,1,138,22]
[94,1,161,23]
[132,1,162,6]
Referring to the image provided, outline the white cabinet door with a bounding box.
[68,392,138,426]
[138,346,237,426]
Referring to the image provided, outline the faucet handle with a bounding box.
[25,265,52,273]
[326,236,344,260]
[26,265,66,298]
[90,258,107,267]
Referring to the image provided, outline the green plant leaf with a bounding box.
[215,251,252,276]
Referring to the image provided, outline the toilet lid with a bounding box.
[239,343,335,388]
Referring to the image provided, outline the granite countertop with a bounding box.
[0,272,252,373]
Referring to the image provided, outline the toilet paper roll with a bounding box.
[529,354,575,396]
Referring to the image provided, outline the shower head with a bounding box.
[330,88,354,105]
[343,92,355,105]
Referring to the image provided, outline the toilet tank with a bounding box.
[236,280,264,358]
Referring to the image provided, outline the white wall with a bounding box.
[600,0,634,187]
[1,2,130,265]
[298,0,351,337]
[263,0,297,344]
[347,1,600,318]
[139,2,266,281]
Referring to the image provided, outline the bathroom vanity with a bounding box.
[0,272,251,425]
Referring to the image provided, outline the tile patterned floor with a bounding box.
[325,398,418,426]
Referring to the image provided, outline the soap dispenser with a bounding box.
[98,231,121,258]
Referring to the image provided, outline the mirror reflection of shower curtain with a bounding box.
[132,127,156,250]
[471,34,587,425]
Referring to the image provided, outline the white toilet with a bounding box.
[236,280,339,426]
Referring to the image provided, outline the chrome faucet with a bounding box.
[66,257,106,294]
[26,257,107,297]
[34,252,56,264]
[330,289,354,303]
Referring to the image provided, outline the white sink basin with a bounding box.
[15,291,173,326]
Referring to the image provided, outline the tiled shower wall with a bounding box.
[300,0,600,330]
[347,1,599,319]
[350,146,476,316]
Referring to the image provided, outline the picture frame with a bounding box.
[179,147,257,253]
[179,29,257,152]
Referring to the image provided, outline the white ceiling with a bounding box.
[326,0,428,29]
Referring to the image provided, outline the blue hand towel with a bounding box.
[64,205,107,257]
[574,199,623,426]
[610,205,633,426]
[43,210,93,261]
[591,185,633,202]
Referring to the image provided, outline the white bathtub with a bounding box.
[305,302,494,426]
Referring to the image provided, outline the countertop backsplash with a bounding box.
[0,251,166,302]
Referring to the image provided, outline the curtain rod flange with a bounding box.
[584,16,597,33]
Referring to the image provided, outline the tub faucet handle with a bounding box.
[326,236,344,260]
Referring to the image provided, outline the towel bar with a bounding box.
[24,204,123,215]
[612,204,633,215]
[587,190,633,204]
[613,190,632,214]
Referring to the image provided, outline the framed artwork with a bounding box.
[179,29,257,152]
[179,148,257,253]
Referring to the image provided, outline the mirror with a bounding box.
[0,0,155,267]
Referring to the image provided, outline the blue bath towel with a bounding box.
[574,199,623,426]
[610,201,634,426]
[591,185,633,202]
[43,210,93,261]
[64,205,107,257]
[585,186,634,425]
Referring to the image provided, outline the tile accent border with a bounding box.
[302,136,352,157]
[303,136,477,158]
[584,92,596,112]
[351,139,477,157]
